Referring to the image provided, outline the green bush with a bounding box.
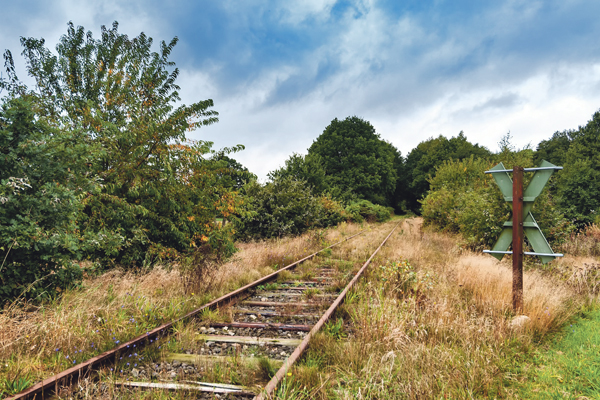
[236,177,346,239]
[555,110,600,227]
[421,155,571,250]
[345,200,391,223]
[0,98,103,302]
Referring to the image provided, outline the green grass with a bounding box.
[516,307,600,399]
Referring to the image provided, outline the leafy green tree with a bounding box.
[210,154,256,190]
[405,132,490,212]
[2,22,244,268]
[307,116,398,207]
[557,110,600,226]
[268,153,330,195]
[383,141,409,213]
[534,130,576,166]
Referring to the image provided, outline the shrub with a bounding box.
[345,200,391,223]
[236,177,346,239]
[421,155,571,250]
[0,98,102,302]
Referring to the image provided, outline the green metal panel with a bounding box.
[490,227,513,261]
[490,163,513,200]
[523,160,557,199]
[487,160,561,264]
[523,213,554,264]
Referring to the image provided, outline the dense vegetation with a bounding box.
[0,23,247,303]
[2,21,600,304]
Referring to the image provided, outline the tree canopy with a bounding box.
[405,132,491,212]
[1,22,246,301]
[556,110,600,226]
[307,116,399,207]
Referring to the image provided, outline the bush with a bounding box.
[421,155,571,250]
[236,177,346,239]
[0,98,101,302]
[345,200,391,223]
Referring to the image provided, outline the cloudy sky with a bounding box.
[2,0,600,178]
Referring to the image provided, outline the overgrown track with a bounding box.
[8,222,400,400]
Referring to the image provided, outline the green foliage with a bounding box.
[0,97,104,302]
[323,318,347,339]
[268,152,330,195]
[0,22,249,302]
[421,154,571,250]
[378,260,433,297]
[307,116,399,207]
[344,200,391,223]
[1,22,246,272]
[405,131,491,212]
[210,154,256,190]
[0,370,32,397]
[533,130,576,166]
[237,177,346,239]
[556,109,600,227]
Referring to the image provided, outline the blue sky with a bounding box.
[2,0,600,178]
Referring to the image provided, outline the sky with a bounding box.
[1,0,600,179]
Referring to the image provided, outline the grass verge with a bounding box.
[512,307,600,398]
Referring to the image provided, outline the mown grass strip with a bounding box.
[517,307,600,398]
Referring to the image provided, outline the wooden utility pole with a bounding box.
[512,166,524,313]
[484,161,564,314]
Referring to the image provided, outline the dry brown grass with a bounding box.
[559,223,600,257]
[288,217,591,399]
[0,221,367,388]
[3,217,592,399]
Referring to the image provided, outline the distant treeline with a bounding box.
[1,22,599,303]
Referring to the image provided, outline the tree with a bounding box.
[534,130,577,166]
[307,116,398,207]
[209,154,256,191]
[2,22,244,268]
[405,132,490,212]
[268,153,329,195]
[556,109,600,226]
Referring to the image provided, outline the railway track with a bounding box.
[8,221,400,400]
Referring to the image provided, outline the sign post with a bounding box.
[484,161,564,312]
[512,166,524,312]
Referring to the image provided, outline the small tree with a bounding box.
[405,132,491,212]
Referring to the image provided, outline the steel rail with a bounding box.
[7,230,365,400]
[255,221,401,400]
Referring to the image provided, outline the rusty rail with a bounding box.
[7,230,365,400]
[255,221,401,400]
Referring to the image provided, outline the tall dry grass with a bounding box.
[289,218,588,399]
[559,223,600,257]
[0,221,365,385]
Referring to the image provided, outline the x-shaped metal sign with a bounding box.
[487,160,560,264]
